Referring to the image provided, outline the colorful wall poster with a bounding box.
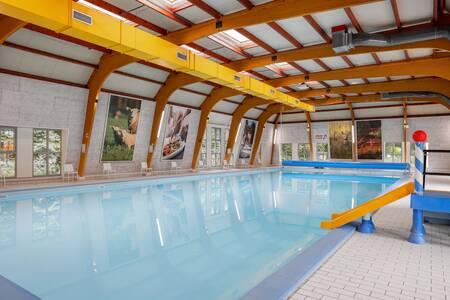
[238,120,257,159]
[356,120,382,159]
[162,105,191,160]
[329,122,353,159]
[102,95,141,161]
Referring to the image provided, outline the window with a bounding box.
[33,129,62,176]
[384,142,402,162]
[0,127,16,177]
[410,143,415,164]
[199,134,207,167]
[298,143,311,160]
[280,143,292,161]
[316,143,329,160]
[210,127,222,167]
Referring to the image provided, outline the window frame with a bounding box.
[384,142,402,163]
[210,127,222,167]
[32,128,63,177]
[297,143,311,161]
[280,143,293,161]
[316,143,329,161]
[0,126,17,178]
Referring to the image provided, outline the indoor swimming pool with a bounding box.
[0,169,400,300]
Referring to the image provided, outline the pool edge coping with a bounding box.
[241,224,356,300]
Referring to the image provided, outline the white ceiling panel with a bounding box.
[407,48,434,59]
[294,60,324,73]
[176,6,212,24]
[119,63,169,83]
[322,80,346,87]
[280,113,305,122]
[169,89,206,107]
[104,73,161,98]
[320,56,350,69]
[276,17,324,46]
[213,101,238,113]
[244,108,262,119]
[106,0,141,11]
[311,9,350,38]
[183,82,214,94]
[132,6,185,32]
[213,47,247,60]
[346,78,366,85]
[8,29,102,65]
[245,23,295,52]
[367,77,388,83]
[355,106,403,118]
[312,110,349,121]
[203,0,246,15]
[0,46,91,84]
[377,50,406,63]
[352,1,396,33]
[396,0,433,25]
[346,53,376,66]
[407,103,444,115]
[243,46,269,57]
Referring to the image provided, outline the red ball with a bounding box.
[412,130,427,142]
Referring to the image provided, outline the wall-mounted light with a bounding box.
[351,125,355,143]
[157,110,165,138]
[234,123,242,143]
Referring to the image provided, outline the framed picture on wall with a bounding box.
[101,95,142,162]
[238,120,257,159]
[356,120,382,160]
[329,122,352,160]
[161,105,191,161]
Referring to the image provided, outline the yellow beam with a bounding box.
[164,0,380,45]
[403,101,408,162]
[225,39,450,72]
[348,103,356,161]
[0,14,25,44]
[305,111,314,160]
[321,181,414,229]
[292,78,450,109]
[0,0,312,110]
[267,57,450,87]
[191,87,241,169]
[250,103,288,165]
[78,52,138,177]
[146,73,200,168]
[223,96,269,162]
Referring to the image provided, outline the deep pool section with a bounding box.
[0,170,398,300]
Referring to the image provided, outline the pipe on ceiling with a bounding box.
[332,25,450,53]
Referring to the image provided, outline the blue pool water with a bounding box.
[0,169,398,300]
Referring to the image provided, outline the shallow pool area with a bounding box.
[0,169,399,300]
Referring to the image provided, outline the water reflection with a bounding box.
[0,171,395,300]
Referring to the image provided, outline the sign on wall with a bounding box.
[101,95,141,161]
[329,122,352,159]
[238,120,257,159]
[161,105,191,161]
[356,120,382,159]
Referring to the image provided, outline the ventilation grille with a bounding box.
[73,10,92,25]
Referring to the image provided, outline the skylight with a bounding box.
[223,29,250,43]
[138,0,191,11]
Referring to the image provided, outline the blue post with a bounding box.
[357,214,375,234]
[408,209,426,244]
[408,139,426,244]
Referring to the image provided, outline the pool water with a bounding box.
[0,170,398,300]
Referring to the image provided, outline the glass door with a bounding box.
[0,127,17,178]
[33,129,62,176]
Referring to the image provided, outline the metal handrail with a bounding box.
[422,149,450,189]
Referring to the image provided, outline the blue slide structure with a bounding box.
[408,134,450,244]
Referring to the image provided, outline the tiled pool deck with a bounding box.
[289,196,450,300]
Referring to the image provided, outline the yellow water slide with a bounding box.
[320,181,414,229]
